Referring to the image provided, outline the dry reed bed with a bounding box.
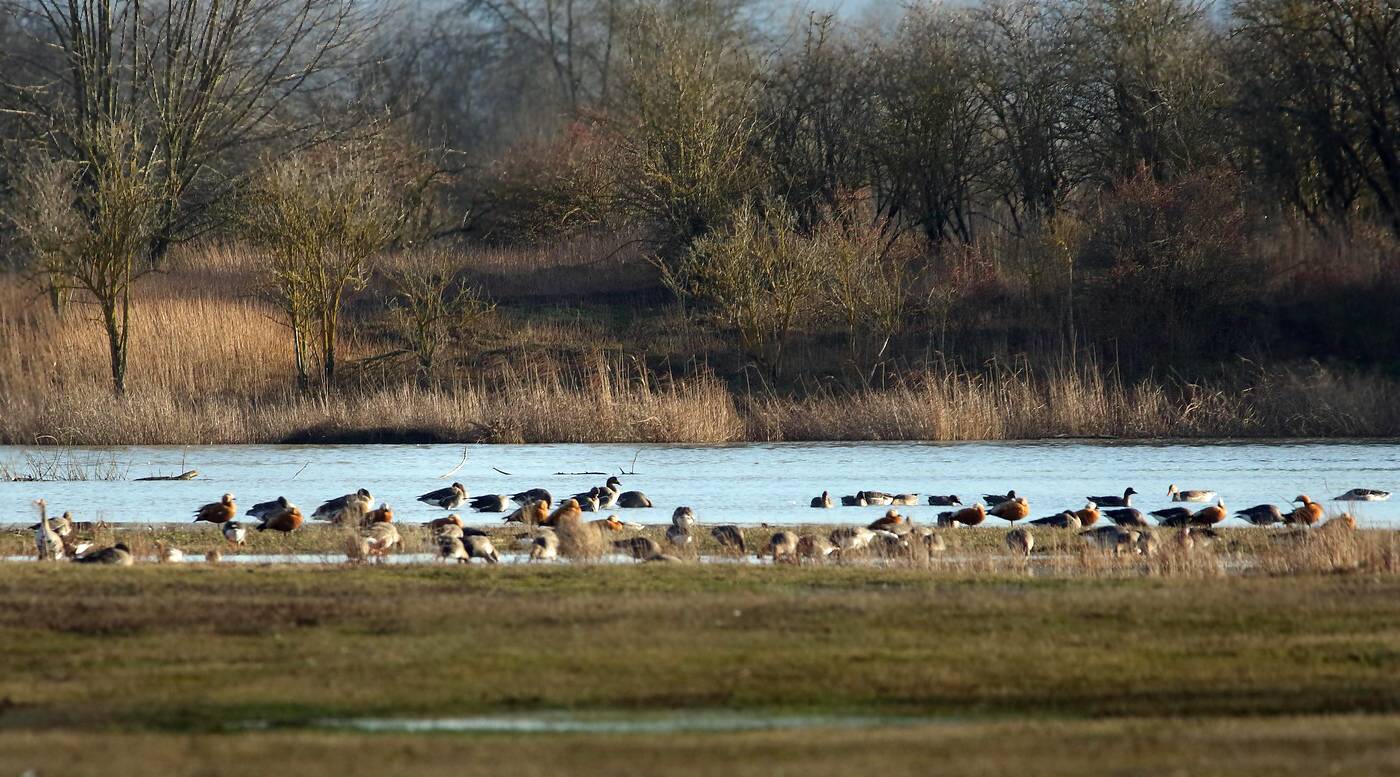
[6,246,1400,443]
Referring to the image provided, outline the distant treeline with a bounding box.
[0,0,1398,397]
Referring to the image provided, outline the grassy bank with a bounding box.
[2,564,1400,773]
[4,243,1400,445]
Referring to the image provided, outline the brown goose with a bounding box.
[256,505,304,533]
[1285,495,1324,527]
[938,502,986,527]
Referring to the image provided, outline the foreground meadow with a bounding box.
[2,555,1400,774]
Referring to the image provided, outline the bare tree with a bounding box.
[866,4,994,244]
[968,0,1083,231]
[237,145,409,391]
[1231,0,1400,237]
[817,211,918,382]
[0,0,386,257]
[679,199,823,378]
[5,119,159,395]
[1067,0,1229,184]
[756,13,874,231]
[610,0,766,262]
[0,0,389,395]
[387,250,496,379]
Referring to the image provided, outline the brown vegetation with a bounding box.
[3,237,1400,444]
[4,0,1400,443]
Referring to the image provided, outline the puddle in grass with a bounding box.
[309,712,944,734]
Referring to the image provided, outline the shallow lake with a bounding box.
[2,439,1399,528]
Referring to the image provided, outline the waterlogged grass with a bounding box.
[3,544,1400,773]
[4,716,1400,776]
[2,565,1400,729]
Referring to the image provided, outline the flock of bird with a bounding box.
[22,478,1388,566]
[810,483,1382,560]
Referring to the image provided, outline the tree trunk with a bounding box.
[100,288,130,397]
[321,296,339,387]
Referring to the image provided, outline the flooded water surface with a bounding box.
[2,439,1399,528]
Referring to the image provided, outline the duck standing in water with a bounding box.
[1168,484,1217,503]
[1087,488,1137,508]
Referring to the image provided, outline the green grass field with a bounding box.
[2,556,1400,774]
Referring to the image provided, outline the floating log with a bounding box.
[134,469,199,481]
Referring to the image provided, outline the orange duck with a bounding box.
[194,494,236,525]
